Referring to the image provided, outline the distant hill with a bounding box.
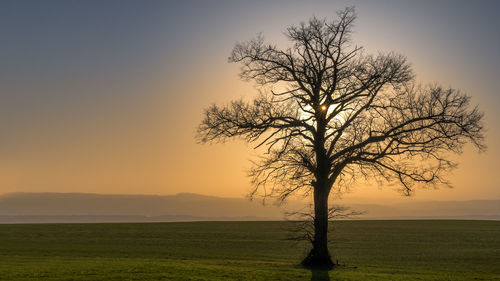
[0,192,498,223]
[347,201,500,220]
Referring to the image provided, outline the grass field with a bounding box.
[0,220,498,280]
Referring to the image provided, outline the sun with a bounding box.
[321,105,327,111]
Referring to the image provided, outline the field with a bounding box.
[0,220,498,280]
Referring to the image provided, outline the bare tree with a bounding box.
[197,7,485,268]
[285,204,365,246]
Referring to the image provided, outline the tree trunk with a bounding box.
[301,184,334,269]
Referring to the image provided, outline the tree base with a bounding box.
[301,250,335,270]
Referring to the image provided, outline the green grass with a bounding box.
[0,220,498,280]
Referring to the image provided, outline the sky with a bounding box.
[1,0,499,202]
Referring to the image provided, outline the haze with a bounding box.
[1,0,499,202]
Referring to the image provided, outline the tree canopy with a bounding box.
[197,7,485,267]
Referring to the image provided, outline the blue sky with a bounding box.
[0,0,498,200]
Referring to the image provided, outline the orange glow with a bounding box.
[0,2,497,204]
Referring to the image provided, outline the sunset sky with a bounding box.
[1,0,499,202]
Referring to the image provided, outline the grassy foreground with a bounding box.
[0,220,498,280]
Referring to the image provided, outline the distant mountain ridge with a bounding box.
[0,192,498,223]
[0,192,289,217]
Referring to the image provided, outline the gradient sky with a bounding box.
[1,0,499,202]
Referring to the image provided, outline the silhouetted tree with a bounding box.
[197,7,485,268]
[285,204,364,246]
